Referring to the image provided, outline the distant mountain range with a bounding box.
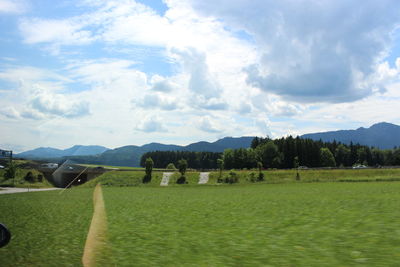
[301,122,400,149]
[17,145,110,159]
[17,137,255,167]
[16,122,400,167]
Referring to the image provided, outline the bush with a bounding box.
[248,172,257,182]
[176,175,187,184]
[258,172,265,181]
[224,170,239,184]
[24,171,36,183]
[166,163,176,170]
[247,171,264,182]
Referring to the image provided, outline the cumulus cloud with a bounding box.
[135,93,178,111]
[150,75,177,92]
[0,0,28,14]
[30,90,90,118]
[173,48,222,97]
[270,102,301,117]
[135,116,168,133]
[198,116,223,133]
[171,47,229,110]
[0,66,90,119]
[187,0,400,103]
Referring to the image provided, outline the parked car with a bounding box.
[353,165,367,169]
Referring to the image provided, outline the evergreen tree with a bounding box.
[143,157,154,183]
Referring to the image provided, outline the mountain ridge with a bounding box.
[17,145,110,158]
[301,122,400,149]
[16,136,255,166]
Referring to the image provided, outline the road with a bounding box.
[0,187,61,194]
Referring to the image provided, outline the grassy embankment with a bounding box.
[1,182,400,266]
[0,160,53,188]
[82,168,400,187]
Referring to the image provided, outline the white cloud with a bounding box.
[185,0,400,103]
[197,116,223,133]
[0,0,28,14]
[0,106,20,119]
[255,117,272,137]
[150,75,177,92]
[30,90,90,118]
[0,66,90,120]
[0,66,70,84]
[67,59,146,87]
[19,18,94,45]
[135,115,168,133]
[5,0,400,151]
[134,93,179,111]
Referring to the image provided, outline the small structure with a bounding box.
[160,172,173,186]
[39,164,107,188]
[198,172,210,184]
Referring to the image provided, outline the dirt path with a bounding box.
[160,172,173,186]
[82,184,108,267]
[0,187,60,194]
[198,172,210,184]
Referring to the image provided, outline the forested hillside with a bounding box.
[141,136,400,169]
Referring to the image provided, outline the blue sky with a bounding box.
[1,0,400,152]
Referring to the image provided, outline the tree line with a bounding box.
[141,136,400,170]
[247,136,400,169]
[140,151,222,169]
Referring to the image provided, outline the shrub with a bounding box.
[258,172,265,181]
[248,172,257,182]
[24,171,36,183]
[224,170,239,184]
[166,163,176,170]
[176,176,187,184]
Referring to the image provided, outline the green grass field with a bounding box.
[1,182,400,266]
[81,168,400,187]
[0,189,93,266]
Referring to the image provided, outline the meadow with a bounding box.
[0,188,93,266]
[82,167,400,187]
[1,181,400,266]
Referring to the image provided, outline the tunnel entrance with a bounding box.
[62,173,88,187]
